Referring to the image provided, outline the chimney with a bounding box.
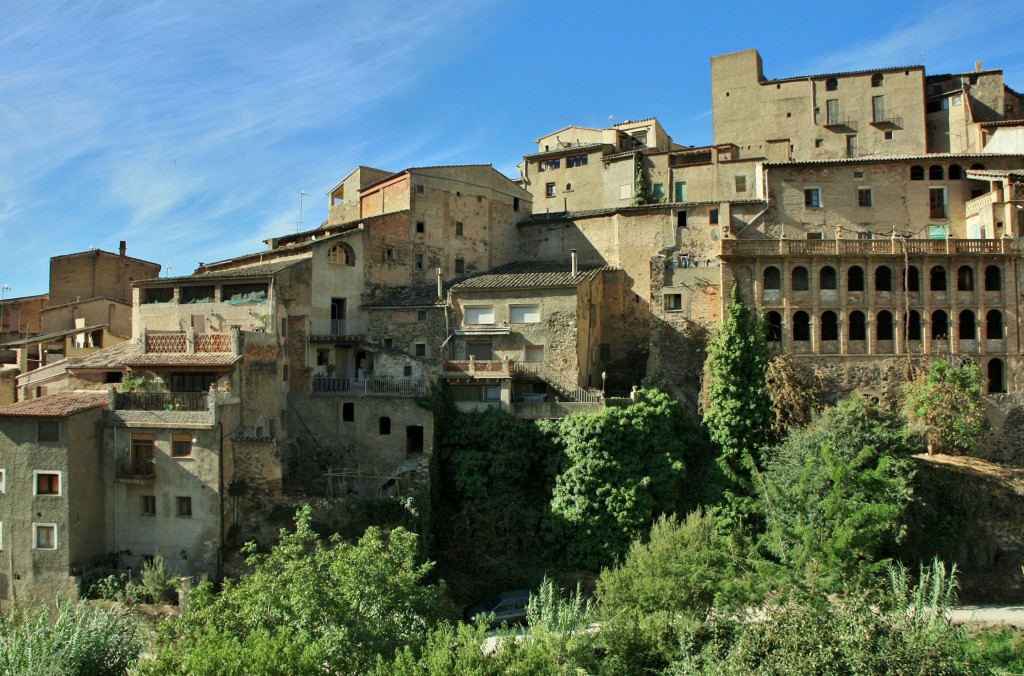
[436,267,443,300]
[119,240,126,257]
[976,61,983,73]
[570,249,578,277]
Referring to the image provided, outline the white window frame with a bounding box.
[33,470,62,497]
[509,304,541,324]
[734,175,747,193]
[33,523,57,550]
[464,306,495,325]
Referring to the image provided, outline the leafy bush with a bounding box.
[0,601,143,676]
[902,358,986,456]
[964,625,1024,674]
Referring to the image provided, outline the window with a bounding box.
[948,164,963,180]
[825,77,838,91]
[959,310,976,340]
[806,232,824,240]
[984,266,1001,291]
[464,306,495,324]
[820,266,837,291]
[466,339,493,360]
[987,310,1004,339]
[177,496,192,517]
[858,188,873,207]
[328,243,354,266]
[989,359,1006,393]
[404,365,413,377]
[34,524,56,549]
[871,73,884,87]
[513,197,520,211]
[34,471,61,496]
[379,417,391,435]
[876,311,894,341]
[766,312,783,342]
[455,221,463,236]
[857,231,873,239]
[385,248,394,261]
[652,183,665,200]
[317,348,330,365]
[929,188,947,218]
[932,310,949,340]
[849,311,866,341]
[280,318,287,336]
[791,266,809,291]
[343,402,354,422]
[846,135,857,158]
[735,175,747,192]
[793,311,810,341]
[929,165,944,180]
[417,309,427,321]
[872,95,886,122]
[875,266,892,291]
[905,266,920,292]
[483,386,501,402]
[172,434,193,458]
[510,305,541,323]
[37,420,59,442]
[415,221,425,234]
[804,188,821,208]
[674,181,687,202]
[142,495,156,516]
[821,311,839,341]
[957,266,974,291]
[929,224,949,239]
[415,185,425,195]
[847,266,865,291]
[677,211,687,228]
[415,343,426,357]
[906,310,922,340]
[910,165,924,180]
[884,130,894,140]
[282,364,289,382]
[414,253,424,269]
[545,182,556,197]
[763,266,781,291]
[539,159,560,171]
[930,266,947,291]
[826,99,840,125]
[524,345,544,362]
[664,294,683,311]
[815,138,823,148]
[566,155,588,168]
[709,209,719,224]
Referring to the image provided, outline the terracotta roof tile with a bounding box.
[67,341,143,369]
[124,353,241,367]
[0,391,108,417]
[452,261,613,291]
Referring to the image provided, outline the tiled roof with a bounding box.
[0,391,108,417]
[452,261,612,291]
[68,341,143,369]
[1,324,108,348]
[765,152,1024,168]
[124,353,241,368]
[135,256,309,286]
[362,285,450,309]
[765,64,922,85]
[523,143,607,160]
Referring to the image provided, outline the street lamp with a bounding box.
[0,284,10,334]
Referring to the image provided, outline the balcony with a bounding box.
[114,391,209,412]
[309,319,368,340]
[720,238,1016,258]
[870,115,903,128]
[442,360,511,378]
[116,455,155,483]
[311,374,428,396]
[824,116,857,130]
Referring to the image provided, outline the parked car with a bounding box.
[465,589,531,628]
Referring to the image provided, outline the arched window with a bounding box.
[763,266,781,290]
[932,310,949,340]
[948,164,963,180]
[875,266,892,291]
[820,266,837,290]
[905,266,920,292]
[910,165,925,180]
[984,265,1002,291]
[929,165,944,180]
[379,416,392,435]
[986,309,1004,339]
[825,77,838,91]
[906,310,922,340]
[792,266,809,291]
[328,242,355,266]
[821,311,838,341]
[957,265,974,291]
[876,311,894,341]
[766,311,783,342]
[970,163,986,171]
[847,266,865,291]
[793,311,810,341]
[988,358,1006,393]
[871,73,884,87]
[849,311,866,341]
[959,310,976,340]
[930,266,947,291]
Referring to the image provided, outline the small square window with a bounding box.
[455,221,463,236]
[383,338,393,349]
[734,175,747,192]
[415,185,425,195]
[177,496,192,517]
[34,524,56,549]
[417,310,427,321]
[317,348,330,365]
[415,343,426,357]
[858,188,873,207]
[142,495,156,516]
[815,139,823,148]
[172,434,193,458]
[524,345,544,362]
[404,365,413,377]
[804,188,822,208]
[416,221,425,234]
[545,182,556,197]
[37,420,59,442]
[664,294,683,311]
[709,209,719,225]
[483,386,501,402]
[455,257,465,274]
[884,130,894,140]
[806,232,824,240]
[34,471,61,496]
[385,248,394,261]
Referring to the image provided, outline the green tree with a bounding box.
[633,152,654,205]
[145,506,453,674]
[546,388,694,569]
[902,358,986,456]
[702,282,773,510]
[764,397,916,588]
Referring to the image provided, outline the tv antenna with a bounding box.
[297,191,310,232]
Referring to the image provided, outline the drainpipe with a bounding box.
[436,267,443,300]
[571,249,578,277]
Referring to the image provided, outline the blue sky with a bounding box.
[2,0,1022,296]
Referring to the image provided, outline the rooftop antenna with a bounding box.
[608,115,617,125]
[165,263,173,277]
[297,191,310,233]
